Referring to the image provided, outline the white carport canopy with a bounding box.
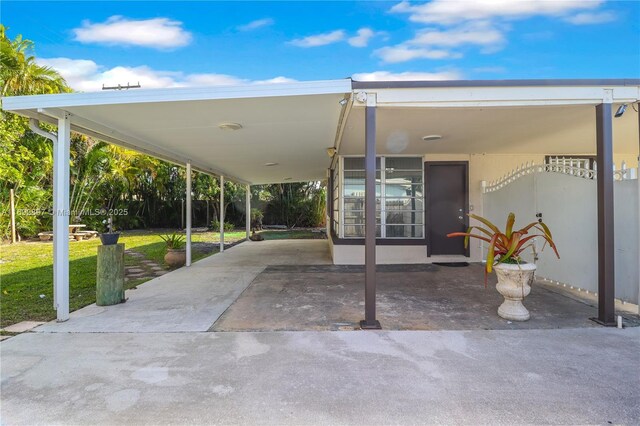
[5,79,352,184]
[3,78,639,326]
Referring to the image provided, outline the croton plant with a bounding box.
[447,212,560,275]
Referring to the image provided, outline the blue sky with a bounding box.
[2,1,639,91]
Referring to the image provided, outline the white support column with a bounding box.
[245,184,251,240]
[53,113,71,322]
[185,161,192,267]
[219,175,225,252]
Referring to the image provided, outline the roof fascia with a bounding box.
[352,79,640,90]
[2,79,353,111]
[351,85,640,108]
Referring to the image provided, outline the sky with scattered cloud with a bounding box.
[2,1,638,92]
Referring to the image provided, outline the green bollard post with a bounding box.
[96,243,125,306]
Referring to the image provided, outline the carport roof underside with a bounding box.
[3,78,639,184]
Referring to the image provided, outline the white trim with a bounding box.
[2,80,353,111]
[358,86,640,108]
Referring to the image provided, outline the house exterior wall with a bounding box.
[330,152,638,265]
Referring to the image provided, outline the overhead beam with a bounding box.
[352,85,640,108]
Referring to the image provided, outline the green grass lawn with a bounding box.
[0,228,324,328]
[0,230,244,328]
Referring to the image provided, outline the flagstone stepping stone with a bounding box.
[122,248,167,280]
[1,321,46,333]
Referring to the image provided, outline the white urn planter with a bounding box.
[494,262,536,321]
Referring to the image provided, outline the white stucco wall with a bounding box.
[484,171,639,304]
[331,243,430,265]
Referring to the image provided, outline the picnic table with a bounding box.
[38,224,99,241]
[69,224,86,233]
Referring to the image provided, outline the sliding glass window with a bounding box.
[341,156,423,239]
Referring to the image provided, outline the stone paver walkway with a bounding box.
[124,249,167,282]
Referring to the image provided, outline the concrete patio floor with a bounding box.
[30,239,636,333]
[212,263,623,331]
[35,240,331,333]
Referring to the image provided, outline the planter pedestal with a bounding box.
[96,243,125,306]
[494,262,536,321]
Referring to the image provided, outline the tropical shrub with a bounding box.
[211,219,235,232]
[447,212,559,274]
[159,233,185,250]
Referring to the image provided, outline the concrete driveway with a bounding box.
[2,240,639,424]
[2,328,639,425]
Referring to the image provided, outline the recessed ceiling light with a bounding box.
[264,162,279,167]
[218,122,242,131]
[422,134,442,141]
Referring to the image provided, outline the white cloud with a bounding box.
[181,73,246,87]
[352,70,463,81]
[409,21,505,50]
[391,0,604,25]
[289,30,345,47]
[348,28,375,47]
[381,1,614,64]
[253,76,298,84]
[376,45,462,63]
[73,16,192,49]
[237,18,274,31]
[563,11,616,25]
[37,57,296,92]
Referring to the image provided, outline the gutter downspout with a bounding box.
[29,118,58,144]
[28,119,58,310]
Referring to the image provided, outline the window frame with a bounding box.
[339,155,425,239]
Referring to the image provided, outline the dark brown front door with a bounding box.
[425,162,469,256]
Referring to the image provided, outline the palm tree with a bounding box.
[0,25,70,96]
